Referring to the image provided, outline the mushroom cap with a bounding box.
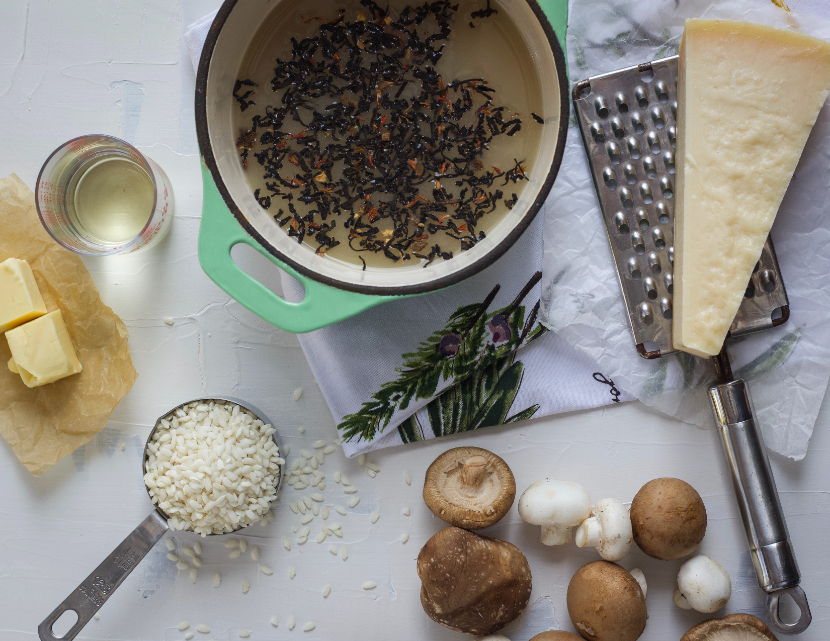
[518,479,592,527]
[680,613,778,641]
[566,561,647,641]
[630,478,707,560]
[677,555,731,613]
[530,632,584,641]
[417,526,532,635]
[423,447,516,529]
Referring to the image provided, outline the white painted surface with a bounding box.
[0,1,827,640]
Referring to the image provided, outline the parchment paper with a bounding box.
[541,0,830,460]
[0,174,137,476]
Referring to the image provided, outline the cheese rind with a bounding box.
[0,258,47,333]
[673,19,830,357]
[5,310,83,387]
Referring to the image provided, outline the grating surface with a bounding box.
[572,56,789,358]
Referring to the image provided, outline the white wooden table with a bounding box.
[0,1,827,639]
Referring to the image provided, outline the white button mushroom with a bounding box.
[674,555,731,613]
[518,479,592,545]
[574,497,633,561]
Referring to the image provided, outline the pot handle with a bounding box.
[197,161,390,333]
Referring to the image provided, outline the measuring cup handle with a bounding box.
[38,512,168,641]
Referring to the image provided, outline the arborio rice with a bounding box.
[144,401,282,536]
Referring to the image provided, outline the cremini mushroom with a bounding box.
[417,526,532,635]
[530,632,584,641]
[423,446,516,529]
[680,613,778,641]
[567,561,647,641]
[674,555,731,613]
[518,479,592,545]
[575,497,633,561]
[630,478,707,560]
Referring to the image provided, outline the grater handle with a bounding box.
[709,379,811,635]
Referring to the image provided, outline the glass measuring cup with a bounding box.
[37,398,282,641]
[35,135,174,255]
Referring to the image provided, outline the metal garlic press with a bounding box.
[573,56,810,635]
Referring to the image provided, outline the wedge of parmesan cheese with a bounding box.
[673,19,830,357]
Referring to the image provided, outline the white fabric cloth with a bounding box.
[543,0,830,460]
[184,10,631,458]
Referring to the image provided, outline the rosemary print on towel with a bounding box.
[339,271,546,443]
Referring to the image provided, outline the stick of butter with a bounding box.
[673,19,830,357]
[0,258,48,333]
[5,310,83,387]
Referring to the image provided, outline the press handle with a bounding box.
[38,512,168,641]
[709,379,811,635]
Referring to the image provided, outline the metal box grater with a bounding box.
[572,55,789,358]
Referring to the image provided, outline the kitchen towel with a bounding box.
[185,5,632,458]
[542,0,830,460]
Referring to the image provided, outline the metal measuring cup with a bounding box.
[38,397,283,641]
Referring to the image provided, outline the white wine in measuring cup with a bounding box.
[72,157,155,245]
[36,135,174,255]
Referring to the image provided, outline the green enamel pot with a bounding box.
[196,0,569,334]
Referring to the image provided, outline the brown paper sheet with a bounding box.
[0,174,137,476]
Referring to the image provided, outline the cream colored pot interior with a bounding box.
[205,0,561,290]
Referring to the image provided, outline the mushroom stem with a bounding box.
[630,568,647,598]
[575,518,601,548]
[673,588,692,610]
[541,524,573,545]
[460,455,489,489]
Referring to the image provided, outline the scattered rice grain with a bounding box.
[362,581,377,590]
[293,388,303,401]
[213,572,221,588]
[367,463,380,473]
[242,579,250,594]
[312,440,326,449]
[165,538,176,552]
[341,546,348,560]
[316,532,327,543]
[270,615,279,627]
[344,487,358,494]
[405,471,412,485]
[283,536,292,550]
[182,547,195,557]
[311,493,324,502]
[367,469,376,478]
[251,547,260,561]
[186,633,194,640]
[303,622,315,632]
[178,621,190,631]
[335,505,347,516]
[225,540,239,549]
[289,503,299,514]
[323,445,335,455]
[193,542,202,555]
[190,568,198,583]
[239,540,248,553]
[289,566,296,579]
[298,426,306,434]
[229,549,242,559]
[348,497,360,508]
[260,564,273,575]
[301,514,313,525]
[164,317,174,325]
[288,615,296,630]
[340,473,350,486]
[239,631,250,639]
[329,545,338,554]
[371,510,380,524]
[196,624,210,634]
[167,553,180,562]
[176,561,189,570]
[403,507,411,516]
[358,454,366,466]
[401,533,409,544]
[322,506,329,519]
[322,585,331,597]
